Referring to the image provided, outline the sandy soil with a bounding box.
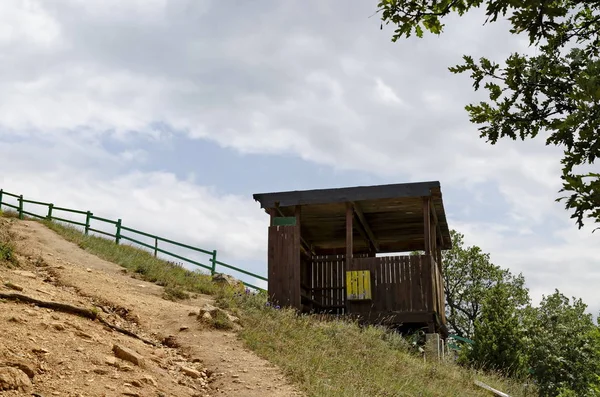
[0,218,303,397]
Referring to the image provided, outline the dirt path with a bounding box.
[1,219,303,397]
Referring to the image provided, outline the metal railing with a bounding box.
[0,188,267,291]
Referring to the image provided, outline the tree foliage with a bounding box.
[468,283,528,378]
[377,0,600,229]
[440,229,529,338]
[523,290,600,397]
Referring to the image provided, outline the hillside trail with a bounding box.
[0,218,303,397]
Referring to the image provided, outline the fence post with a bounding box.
[18,195,24,220]
[0,189,3,210]
[47,204,54,220]
[85,211,92,235]
[115,219,122,245]
[154,237,158,257]
[210,250,217,275]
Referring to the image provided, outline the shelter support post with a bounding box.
[423,196,432,255]
[346,202,353,271]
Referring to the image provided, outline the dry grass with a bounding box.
[28,217,536,397]
[41,220,216,295]
[0,216,18,266]
[220,291,537,397]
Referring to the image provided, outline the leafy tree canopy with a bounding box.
[523,290,600,397]
[377,0,600,229]
[435,230,529,338]
[468,283,528,378]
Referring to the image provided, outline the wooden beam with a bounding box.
[354,217,372,251]
[346,202,353,270]
[429,200,444,249]
[423,197,432,255]
[268,208,277,226]
[351,201,380,252]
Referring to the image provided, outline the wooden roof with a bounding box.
[253,181,452,253]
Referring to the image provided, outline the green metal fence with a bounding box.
[0,188,267,291]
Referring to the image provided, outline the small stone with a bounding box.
[162,335,179,348]
[0,366,32,391]
[52,323,66,331]
[180,366,202,379]
[76,331,93,339]
[32,347,49,354]
[199,303,219,315]
[4,282,24,291]
[130,380,142,387]
[86,268,92,272]
[5,361,35,379]
[12,270,37,279]
[188,311,198,316]
[93,368,109,375]
[105,356,118,367]
[201,312,212,321]
[7,316,25,324]
[140,375,157,387]
[225,314,239,323]
[179,326,189,332]
[211,273,244,290]
[112,345,145,368]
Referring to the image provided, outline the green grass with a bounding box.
[25,218,536,397]
[41,220,216,296]
[219,292,536,397]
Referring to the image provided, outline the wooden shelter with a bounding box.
[253,181,452,335]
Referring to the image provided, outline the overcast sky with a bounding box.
[1,0,598,312]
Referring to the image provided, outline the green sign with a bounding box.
[273,217,296,226]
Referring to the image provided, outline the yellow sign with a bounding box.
[346,270,372,300]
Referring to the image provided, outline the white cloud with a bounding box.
[452,217,600,315]
[374,78,405,106]
[0,139,267,269]
[0,1,62,47]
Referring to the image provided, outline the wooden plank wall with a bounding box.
[310,254,346,314]
[268,225,301,309]
[306,254,442,319]
[348,255,433,315]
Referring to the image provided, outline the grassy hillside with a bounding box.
[12,216,535,397]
